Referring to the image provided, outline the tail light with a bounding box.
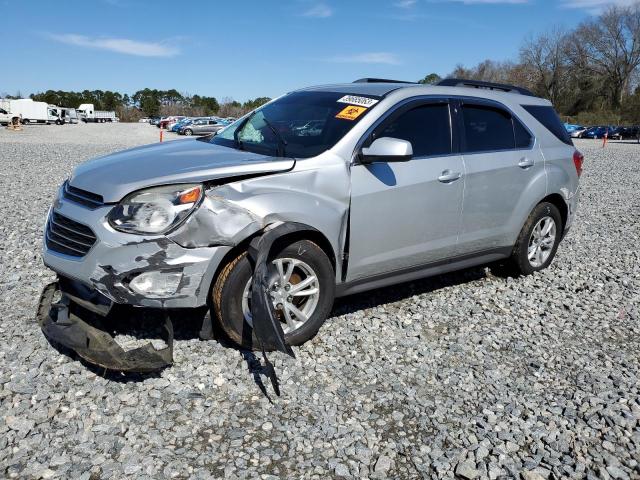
[573,150,584,177]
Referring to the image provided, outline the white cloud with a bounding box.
[301,3,333,17]
[442,0,528,3]
[48,33,179,57]
[561,0,636,9]
[394,0,417,8]
[326,52,402,65]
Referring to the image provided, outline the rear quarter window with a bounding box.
[522,105,573,146]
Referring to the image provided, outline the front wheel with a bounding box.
[503,202,563,276]
[183,129,193,136]
[212,239,335,350]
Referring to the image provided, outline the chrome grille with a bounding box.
[62,182,104,209]
[46,212,97,257]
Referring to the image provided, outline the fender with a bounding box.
[169,162,350,281]
[504,165,548,246]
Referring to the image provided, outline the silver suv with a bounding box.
[40,78,582,366]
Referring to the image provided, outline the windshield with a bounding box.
[210,91,380,158]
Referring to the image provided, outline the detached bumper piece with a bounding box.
[36,222,306,392]
[36,282,173,374]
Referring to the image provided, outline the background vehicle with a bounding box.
[8,99,60,124]
[564,123,583,134]
[166,116,187,130]
[570,126,588,138]
[0,107,21,126]
[61,107,78,124]
[161,116,186,129]
[77,103,116,123]
[610,126,639,140]
[171,117,199,132]
[178,118,225,135]
[149,117,161,125]
[582,125,615,139]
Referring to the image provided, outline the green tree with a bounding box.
[418,73,442,84]
[242,97,271,111]
[140,95,160,116]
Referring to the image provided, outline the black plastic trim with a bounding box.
[437,78,536,97]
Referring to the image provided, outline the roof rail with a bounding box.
[353,78,416,84]
[436,78,536,97]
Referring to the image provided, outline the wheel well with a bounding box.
[540,193,568,230]
[206,226,337,305]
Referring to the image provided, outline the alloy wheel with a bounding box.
[527,216,557,268]
[241,257,320,334]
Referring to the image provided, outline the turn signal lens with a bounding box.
[179,186,202,204]
[573,150,584,177]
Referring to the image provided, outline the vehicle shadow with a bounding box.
[331,264,492,317]
[40,263,504,394]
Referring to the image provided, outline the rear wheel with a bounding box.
[501,202,562,276]
[212,239,335,350]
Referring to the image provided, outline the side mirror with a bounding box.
[360,137,413,164]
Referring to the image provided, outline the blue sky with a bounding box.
[0,0,626,101]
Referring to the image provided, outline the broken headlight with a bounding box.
[108,184,203,234]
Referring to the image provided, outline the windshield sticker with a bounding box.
[335,105,368,121]
[337,95,379,108]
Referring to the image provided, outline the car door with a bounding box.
[454,99,542,254]
[205,120,219,134]
[347,99,465,282]
[192,119,205,133]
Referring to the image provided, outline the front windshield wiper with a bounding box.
[261,116,288,158]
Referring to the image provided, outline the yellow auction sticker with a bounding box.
[335,105,367,121]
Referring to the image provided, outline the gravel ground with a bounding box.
[0,123,638,479]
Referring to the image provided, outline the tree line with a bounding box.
[16,88,271,122]
[8,4,640,125]
[419,4,640,125]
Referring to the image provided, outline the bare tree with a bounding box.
[568,4,640,108]
[520,27,568,105]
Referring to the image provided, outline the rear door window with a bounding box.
[461,103,515,152]
[376,103,452,157]
[514,117,533,149]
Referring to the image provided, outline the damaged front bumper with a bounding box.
[36,282,174,373]
[43,199,231,309]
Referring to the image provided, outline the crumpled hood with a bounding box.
[69,138,295,203]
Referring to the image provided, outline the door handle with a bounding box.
[438,170,462,183]
[518,157,534,168]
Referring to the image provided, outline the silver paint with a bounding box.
[43,81,580,309]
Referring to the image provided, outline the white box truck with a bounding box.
[9,99,60,124]
[77,104,116,123]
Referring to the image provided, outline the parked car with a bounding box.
[570,126,588,138]
[178,118,225,136]
[170,118,192,132]
[39,78,582,367]
[610,126,639,140]
[0,107,21,126]
[160,116,186,129]
[582,126,616,139]
[564,123,583,134]
[139,117,151,123]
[149,117,161,126]
[166,117,187,130]
[156,117,171,128]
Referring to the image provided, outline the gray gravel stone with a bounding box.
[1,128,639,479]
